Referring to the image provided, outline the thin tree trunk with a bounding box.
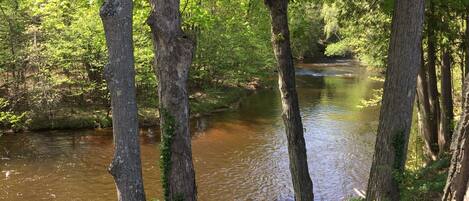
[442,75,469,201]
[417,48,439,160]
[100,0,146,201]
[439,50,454,154]
[147,0,197,200]
[465,11,469,77]
[264,0,314,200]
[427,4,441,155]
[365,0,425,200]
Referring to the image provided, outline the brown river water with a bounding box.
[0,63,381,201]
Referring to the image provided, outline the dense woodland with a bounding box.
[2,0,469,200]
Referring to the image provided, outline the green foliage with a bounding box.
[325,39,351,57]
[185,0,276,87]
[323,0,392,67]
[357,88,383,108]
[0,98,26,131]
[400,157,449,201]
[348,198,365,201]
[289,2,323,59]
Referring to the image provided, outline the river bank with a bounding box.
[2,82,272,133]
[2,59,363,133]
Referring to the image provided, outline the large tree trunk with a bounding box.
[416,49,439,161]
[264,0,314,200]
[365,0,425,200]
[100,1,146,201]
[147,0,197,200]
[442,76,469,201]
[439,50,454,154]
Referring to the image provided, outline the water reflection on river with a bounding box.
[0,63,381,201]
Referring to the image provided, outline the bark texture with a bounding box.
[442,76,469,201]
[100,0,146,200]
[439,50,454,154]
[465,11,469,77]
[265,0,314,200]
[365,0,425,200]
[416,49,438,160]
[147,0,197,200]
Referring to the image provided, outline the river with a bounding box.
[0,62,382,201]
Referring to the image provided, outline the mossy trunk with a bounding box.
[147,0,197,200]
[265,0,314,200]
[365,0,425,200]
[100,0,146,200]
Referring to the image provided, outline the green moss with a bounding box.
[273,33,285,42]
[348,198,365,201]
[392,130,406,172]
[159,108,176,201]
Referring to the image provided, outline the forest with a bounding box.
[1,0,469,200]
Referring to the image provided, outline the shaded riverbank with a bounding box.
[2,84,267,132]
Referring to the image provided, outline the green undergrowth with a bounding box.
[190,86,247,116]
[25,109,112,131]
[348,157,449,201]
[400,156,449,201]
[2,86,250,132]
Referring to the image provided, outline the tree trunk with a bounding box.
[264,0,314,200]
[147,0,197,200]
[365,0,425,200]
[465,11,469,77]
[416,48,439,160]
[442,75,469,201]
[426,5,441,155]
[100,1,146,201]
[439,50,454,154]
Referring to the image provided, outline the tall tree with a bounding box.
[264,0,314,200]
[426,1,441,156]
[100,0,146,200]
[439,50,454,154]
[416,47,439,160]
[465,9,469,76]
[442,75,469,201]
[147,0,197,200]
[365,0,425,200]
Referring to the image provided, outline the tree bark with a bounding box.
[147,0,197,200]
[439,50,454,154]
[465,10,469,77]
[264,0,314,200]
[426,2,442,156]
[365,0,425,200]
[100,1,146,201]
[416,48,439,160]
[442,75,469,201]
